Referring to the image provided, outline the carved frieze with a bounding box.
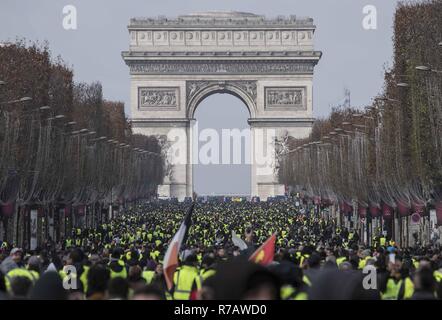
[129,61,314,75]
[186,80,257,106]
[265,87,306,110]
[138,87,179,109]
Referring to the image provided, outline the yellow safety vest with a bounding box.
[172,265,201,300]
[5,268,37,292]
[379,237,386,246]
[59,270,67,280]
[412,258,419,270]
[382,277,414,300]
[280,285,308,300]
[199,268,216,283]
[109,260,127,279]
[80,265,90,293]
[302,275,312,287]
[358,256,371,269]
[142,270,155,284]
[150,250,160,261]
[336,256,347,266]
[300,254,310,267]
[434,270,442,283]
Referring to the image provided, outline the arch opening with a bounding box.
[187,83,257,119]
[192,93,252,197]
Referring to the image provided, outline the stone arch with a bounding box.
[123,12,321,201]
[186,81,257,119]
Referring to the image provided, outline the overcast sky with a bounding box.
[1,0,402,195]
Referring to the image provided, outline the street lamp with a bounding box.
[416,65,431,72]
[415,65,442,74]
[0,96,32,105]
[375,97,400,103]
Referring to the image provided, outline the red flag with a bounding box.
[163,203,195,291]
[249,233,277,266]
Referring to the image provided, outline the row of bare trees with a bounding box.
[0,41,164,233]
[279,0,442,223]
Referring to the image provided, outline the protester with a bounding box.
[0,200,441,300]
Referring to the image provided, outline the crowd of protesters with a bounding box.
[0,200,441,300]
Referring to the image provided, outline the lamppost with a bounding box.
[0,96,32,106]
[415,65,442,74]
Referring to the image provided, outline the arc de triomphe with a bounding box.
[122,11,321,201]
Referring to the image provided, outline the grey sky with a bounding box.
[193,94,251,196]
[1,0,401,195]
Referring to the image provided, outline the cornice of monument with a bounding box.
[128,11,316,29]
[122,50,322,59]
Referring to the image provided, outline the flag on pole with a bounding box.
[231,231,248,251]
[163,202,195,291]
[248,233,277,266]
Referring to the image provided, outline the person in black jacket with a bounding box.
[411,265,437,300]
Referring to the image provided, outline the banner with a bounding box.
[382,203,393,219]
[232,231,248,251]
[397,200,411,217]
[30,209,38,250]
[358,206,367,218]
[436,201,442,226]
[369,205,380,218]
[0,202,14,217]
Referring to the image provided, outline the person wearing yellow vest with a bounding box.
[108,248,128,279]
[4,252,41,293]
[0,241,8,251]
[4,267,37,293]
[65,238,73,249]
[280,284,308,300]
[199,254,216,285]
[379,235,387,247]
[0,247,24,275]
[172,251,201,300]
[382,256,414,300]
[26,255,42,281]
[358,249,372,269]
[336,256,347,266]
[410,265,438,300]
[142,268,156,284]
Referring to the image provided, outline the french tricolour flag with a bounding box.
[163,202,195,291]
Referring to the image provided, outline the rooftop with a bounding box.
[129,11,315,28]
